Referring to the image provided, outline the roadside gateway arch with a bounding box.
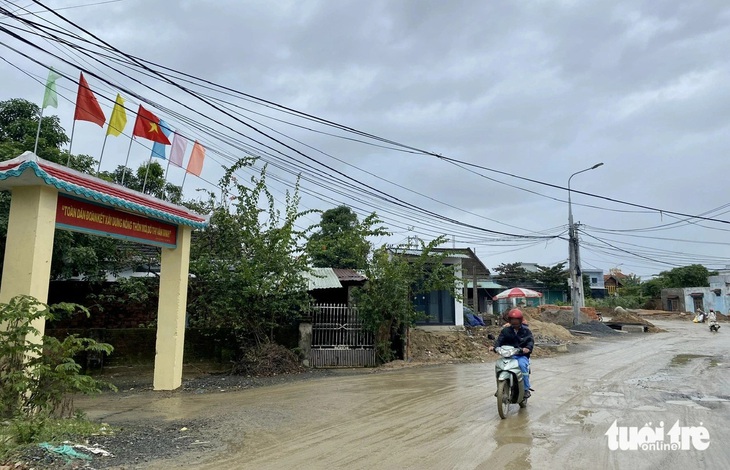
[0,152,207,390]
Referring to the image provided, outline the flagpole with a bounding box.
[164,157,172,181]
[33,107,44,155]
[181,171,188,191]
[121,136,134,185]
[96,133,110,174]
[66,119,77,165]
[141,153,154,194]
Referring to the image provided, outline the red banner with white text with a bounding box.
[56,195,177,247]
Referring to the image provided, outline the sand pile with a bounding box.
[612,307,663,333]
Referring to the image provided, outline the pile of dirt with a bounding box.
[408,320,578,363]
[528,319,576,343]
[232,343,304,377]
[535,308,593,328]
[408,329,494,363]
[570,321,620,337]
[611,307,663,333]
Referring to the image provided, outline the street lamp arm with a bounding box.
[568,163,604,190]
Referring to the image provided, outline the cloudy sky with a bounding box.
[2,0,730,278]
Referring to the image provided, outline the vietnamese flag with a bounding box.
[132,105,171,144]
[73,72,105,126]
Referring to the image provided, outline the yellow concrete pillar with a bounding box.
[153,225,192,391]
[0,185,58,341]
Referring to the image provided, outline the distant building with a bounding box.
[518,262,540,273]
[662,274,730,314]
[604,271,628,295]
[583,269,605,299]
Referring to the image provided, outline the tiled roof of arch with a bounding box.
[0,152,208,229]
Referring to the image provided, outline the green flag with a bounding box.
[41,68,62,109]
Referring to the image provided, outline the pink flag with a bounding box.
[169,132,188,167]
[186,141,205,176]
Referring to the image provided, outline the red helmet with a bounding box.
[507,309,524,321]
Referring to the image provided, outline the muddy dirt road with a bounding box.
[80,320,729,469]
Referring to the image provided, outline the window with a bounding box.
[414,290,456,325]
[591,277,598,285]
[692,295,704,312]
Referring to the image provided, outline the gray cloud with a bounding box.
[2,0,730,275]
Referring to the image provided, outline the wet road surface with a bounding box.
[80,320,730,469]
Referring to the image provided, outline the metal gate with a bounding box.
[310,304,376,367]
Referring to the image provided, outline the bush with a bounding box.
[232,342,304,377]
[0,295,116,420]
[586,295,649,310]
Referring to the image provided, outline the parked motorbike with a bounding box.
[492,345,529,419]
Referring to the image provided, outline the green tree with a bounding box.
[306,205,386,269]
[535,262,568,292]
[641,278,665,299]
[0,98,67,163]
[493,262,534,285]
[355,237,459,363]
[660,264,713,288]
[99,162,182,203]
[622,273,642,287]
[188,164,312,344]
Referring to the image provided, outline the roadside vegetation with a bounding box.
[0,295,115,463]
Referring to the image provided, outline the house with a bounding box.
[404,247,490,329]
[303,267,368,305]
[583,269,606,299]
[662,274,730,314]
[465,280,504,316]
[604,272,627,295]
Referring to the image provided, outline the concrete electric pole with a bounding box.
[568,163,604,325]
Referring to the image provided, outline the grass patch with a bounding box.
[0,415,113,464]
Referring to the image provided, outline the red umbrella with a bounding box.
[493,287,543,300]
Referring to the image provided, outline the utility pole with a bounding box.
[568,163,604,325]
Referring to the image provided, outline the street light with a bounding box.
[568,162,604,325]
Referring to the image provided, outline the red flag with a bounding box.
[73,72,105,127]
[186,141,205,176]
[132,105,171,144]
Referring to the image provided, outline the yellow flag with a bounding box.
[106,94,127,136]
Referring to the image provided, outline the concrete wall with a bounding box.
[662,285,730,314]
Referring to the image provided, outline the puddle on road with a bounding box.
[669,354,711,366]
[494,418,534,470]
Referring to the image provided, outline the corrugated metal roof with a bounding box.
[333,268,367,282]
[466,281,504,289]
[399,249,471,259]
[302,268,342,290]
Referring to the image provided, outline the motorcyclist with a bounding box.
[489,308,534,397]
[695,308,706,323]
[708,309,720,329]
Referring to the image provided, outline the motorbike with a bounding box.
[709,320,721,333]
[492,345,529,419]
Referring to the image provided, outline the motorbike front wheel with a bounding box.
[496,380,510,419]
